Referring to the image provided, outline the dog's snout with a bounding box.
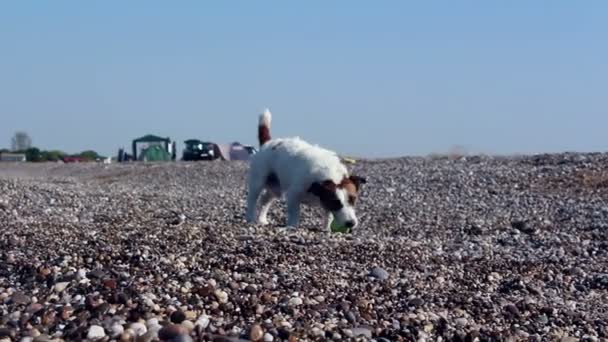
[345,220,355,228]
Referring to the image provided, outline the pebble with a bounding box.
[250,324,264,341]
[170,335,193,342]
[129,322,147,336]
[170,311,187,323]
[455,318,468,327]
[181,320,194,332]
[214,290,229,304]
[87,325,106,340]
[158,324,188,340]
[110,323,124,338]
[53,282,69,293]
[11,292,31,305]
[351,327,372,339]
[288,297,303,306]
[0,328,16,339]
[369,267,389,280]
[195,315,210,329]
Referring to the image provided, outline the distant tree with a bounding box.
[11,131,32,151]
[79,150,102,161]
[25,147,42,162]
[0,148,10,154]
[41,150,67,162]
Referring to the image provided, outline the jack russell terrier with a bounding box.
[245,108,366,230]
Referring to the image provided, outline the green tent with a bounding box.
[140,145,171,162]
[131,134,175,161]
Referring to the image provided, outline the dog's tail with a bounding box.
[258,108,272,146]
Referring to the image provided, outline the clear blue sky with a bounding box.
[1,1,606,158]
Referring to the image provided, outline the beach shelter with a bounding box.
[216,142,252,161]
[132,134,172,161]
[140,145,172,161]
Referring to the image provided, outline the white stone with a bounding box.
[87,325,106,339]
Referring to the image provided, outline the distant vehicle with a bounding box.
[182,139,220,161]
[243,145,257,156]
[62,156,86,163]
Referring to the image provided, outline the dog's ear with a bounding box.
[308,180,337,196]
[349,175,367,191]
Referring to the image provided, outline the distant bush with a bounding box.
[78,150,104,161]
[41,150,67,162]
[11,146,104,162]
[24,147,42,162]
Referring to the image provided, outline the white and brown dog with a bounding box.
[245,108,366,230]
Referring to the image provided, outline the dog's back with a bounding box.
[251,109,348,193]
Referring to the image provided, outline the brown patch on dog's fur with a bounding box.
[258,125,271,146]
[308,180,342,211]
[339,175,366,205]
[309,175,367,209]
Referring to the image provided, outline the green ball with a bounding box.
[330,219,351,233]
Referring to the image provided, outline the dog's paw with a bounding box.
[257,218,270,226]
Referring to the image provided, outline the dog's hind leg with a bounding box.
[257,190,277,225]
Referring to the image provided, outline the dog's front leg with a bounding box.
[322,210,333,232]
[246,181,264,224]
[285,193,301,228]
[257,190,276,225]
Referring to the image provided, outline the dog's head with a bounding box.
[308,175,367,229]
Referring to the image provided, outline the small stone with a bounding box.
[103,278,117,289]
[351,327,372,339]
[181,320,194,332]
[88,269,106,279]
[120,329,135,342]
[26,303,44,314]
[560,337,578,342]
[504,303,520,317]
[289,297,303,306]
[511,220,535,234]
[87,325,106,340]
[263,333,274,342]
[140,330,159,342]
[311,327,324,337]
[11,292,30,305]
[129,322,147,336]
[346,311,357,323]
[408,298,424,307]
[28,329,41,338]
[77,269,87,279]
[159,324,188,340]
[250,324,264,341]
[536,314,549,325]
[171,310,187,324]
[214,290,228,304]
[110,324,124,338]
[184,311,197,321]
[369,267,389,280]
[195,284,214,297]
[54,282,70,293]
[0,328,16,339]
[170,335,193,342]
[146,318,160,328]
[455,318,468,327]
[195,315,210,329]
